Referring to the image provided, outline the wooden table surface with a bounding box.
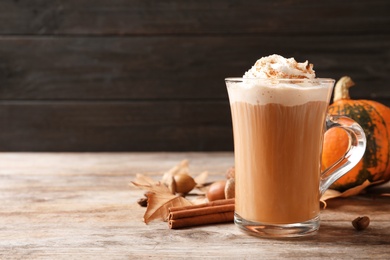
[1,152,389,259]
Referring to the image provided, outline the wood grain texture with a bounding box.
[0,0,388,35]
[0,153,389,259]
[0,0,389,151]
[0,35,389,101]
[0,101,233,151]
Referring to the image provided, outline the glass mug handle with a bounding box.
[320,115,367,196]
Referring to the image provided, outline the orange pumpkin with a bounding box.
[322,76,390,191]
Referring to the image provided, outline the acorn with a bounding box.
[206,180,227,201]
[173,173,197,194]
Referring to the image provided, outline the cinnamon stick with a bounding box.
[169,198,235,213]
[168,199,235,229]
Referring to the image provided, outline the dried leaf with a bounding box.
[131,173,193,223]
[194,171,209,187]
[131,160,215,224]
[132,173,158,186]
[131,174,169,194]
[161,160,189,186]
[144,192,192,223]
[320,180,373,208]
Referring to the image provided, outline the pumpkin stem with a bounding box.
[334,76,355,102]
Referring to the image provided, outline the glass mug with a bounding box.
[225,78,366,237]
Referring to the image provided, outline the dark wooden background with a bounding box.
[0,0,389,151]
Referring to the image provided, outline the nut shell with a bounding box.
[206,180,226,201]
[224,178,235,199]
[173,173,196,194]
[225,167,235,179]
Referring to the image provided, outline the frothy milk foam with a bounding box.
[227,55,333,224]
[227,80,330,106]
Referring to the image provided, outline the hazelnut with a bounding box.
[206,180,226,201]
[225,167,235,179]
[173,173,196,194]
[224,178,235,199]
[352,216,370,231]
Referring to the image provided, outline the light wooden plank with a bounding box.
[0,153,389,259]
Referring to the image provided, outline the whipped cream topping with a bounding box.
[226,55,333,106]
[243,54,316,79]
